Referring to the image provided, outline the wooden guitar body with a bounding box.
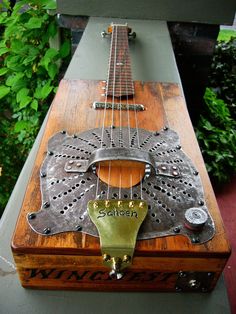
[11,79,230,291]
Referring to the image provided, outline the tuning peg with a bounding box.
[128,31,136,40]
[101,31,108,38]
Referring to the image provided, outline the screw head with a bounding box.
[103,254,111,262]
[28,213,36,220]
[178,271,186,278]
[191,236,200,244]
[174,226,180,233]
[123,255,131,263]
[75,225,82,231]
[43,227,51,234]
[43,202,50,208]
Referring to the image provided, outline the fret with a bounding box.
[106,25,134,97]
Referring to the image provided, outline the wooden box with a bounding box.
[11,80,230,292]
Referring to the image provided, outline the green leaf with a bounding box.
[0,68,8,76]
[25,17,42,29]
[0,86,10,99]
[40,48,58,70]
[16,88,30,103]
[6,73,24,87]
[48,63,58,79]
[31,99,38,111]
[42,0,57,10]
[59,40,70,58]
[40,81,53,100]
[0,47,9,56]
[14,120,30,132]
[19,96,32,109]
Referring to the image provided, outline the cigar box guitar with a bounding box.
[12,23,230,291]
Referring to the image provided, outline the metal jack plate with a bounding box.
[88,199,148,279]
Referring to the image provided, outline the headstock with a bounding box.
[101,23,136,39]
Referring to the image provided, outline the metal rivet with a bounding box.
[193,171,199,176]
[176,145,181,150]
[67,166,72,170]
[69,160,74,164]
[172,166,177,170]
[40,172,46,178]
[73,134,77,138]
[154,131,160,136]
[175,286,182,292]
[105,200,110,207]
[75,225,82,231]
[28,213,36,220]
[60,130,66,134]
[43,202,50,208]
[139,202,144,208]
[43,227,51,234]
[198,200,204,206]
[77,163,81,167]
[174,226,180,233]
[48,151,53,156]
[161,166,167,171]
[163,126,168,131]
[173,171,179,176]
[111,125,115,129]
[93,202,98,209]
[118,201,122,207]
[201,287,208,292]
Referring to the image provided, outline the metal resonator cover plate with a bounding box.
[27,127,215,244]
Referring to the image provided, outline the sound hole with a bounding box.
[96,160,146,188]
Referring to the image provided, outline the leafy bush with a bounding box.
[208,37,236,118]
[0,0,70,215]
[195,88,236,183]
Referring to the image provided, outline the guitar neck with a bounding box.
[106,24,134,98]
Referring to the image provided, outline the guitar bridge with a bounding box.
[93,101,145,111]
[87,199,148,279]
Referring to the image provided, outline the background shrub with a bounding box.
[0,0,70,215]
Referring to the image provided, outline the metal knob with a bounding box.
[185,208,208,230]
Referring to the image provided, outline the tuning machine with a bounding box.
[128,31,136,39]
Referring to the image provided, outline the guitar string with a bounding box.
[123,27,133,200]
[95,24,115,199]
[118,27,123,200]
[107,24,118,199]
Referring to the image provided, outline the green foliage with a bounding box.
[217,29,236,43]
[0,0,70,214]
[208,37,236,118]
[195,88,236,183]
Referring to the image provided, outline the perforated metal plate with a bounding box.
[27,127,215,244]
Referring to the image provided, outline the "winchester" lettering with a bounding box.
[97,209,138,219]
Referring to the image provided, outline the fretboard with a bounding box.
[106,25,134,98]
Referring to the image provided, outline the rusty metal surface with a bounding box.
[27,126,215,244]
